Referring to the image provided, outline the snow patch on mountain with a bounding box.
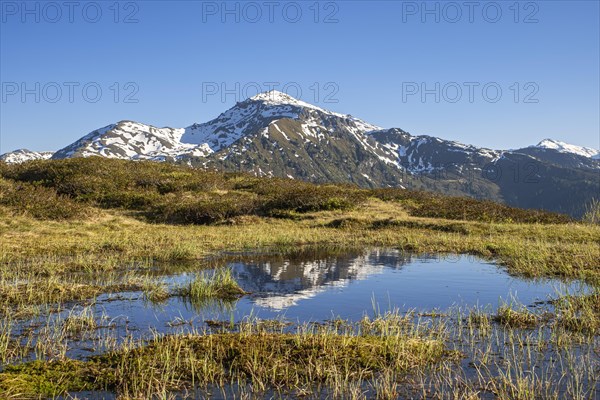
[52,121,212,161]
[532,139,599,159]
[250,90,333,113]
[250,90,379,128]
[252,90,382,135]
[0,149,54,164]
[368,129,503,174]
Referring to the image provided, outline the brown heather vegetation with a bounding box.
[0,157,571,224]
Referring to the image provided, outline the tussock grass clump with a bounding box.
[494,303,539,328]
[0,317,19,365]
[0,315,454,399]
[62,306,97,336]
[140,278,171,304]
[582,198,600,224]
[359,311,415,336]
[177,268,246,302]
[467,309,492,336]
[554,291,599,334]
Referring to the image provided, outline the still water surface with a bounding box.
[93,249,580,333]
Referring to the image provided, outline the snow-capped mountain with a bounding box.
[2,91,594,174]
[51,121,212,161]
[184,91,382,155]
[532,139,600,159]
[1,90,598,217]
[0,149,54,164]
[200,91,401,185]
[511,139,599,172]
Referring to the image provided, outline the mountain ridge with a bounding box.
[2,90,598,217]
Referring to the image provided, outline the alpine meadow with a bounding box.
[0,1,599,399]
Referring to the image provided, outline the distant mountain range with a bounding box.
[2,91,598,217]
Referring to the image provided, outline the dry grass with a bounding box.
[0,311,456,399]
[1,198,597,282]
[494,303,539,328]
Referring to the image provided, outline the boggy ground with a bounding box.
[1,303,598,399]
[1,196,597,310]
[0,158,598,398]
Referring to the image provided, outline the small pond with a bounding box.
[105,249,580,327]
[8,249,594,399]
[15,249,585,358]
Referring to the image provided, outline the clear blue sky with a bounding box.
[1,0,599,153]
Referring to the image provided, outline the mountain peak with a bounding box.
[537,138,563,147]
[533,138,599,159]
[247,90,338,114]
[249,90,298,103]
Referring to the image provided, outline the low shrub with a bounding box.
[324,217,366,229]
[372,188,572,224]
[0,181,89,220]
[97,190,162,210]
[149,192,257,224]
[259,180,367,213]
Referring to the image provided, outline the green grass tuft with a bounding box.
[177,268,246,302]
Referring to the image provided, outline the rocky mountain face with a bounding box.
[1,91,598,217]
